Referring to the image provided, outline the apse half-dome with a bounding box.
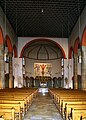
[21,39,66,60]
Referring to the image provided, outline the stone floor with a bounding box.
[23,92,63,120]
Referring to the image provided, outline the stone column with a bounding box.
[74,54,78,89]
[9,52,13,88]
[0,45,5,89]
[52,79,53,88]
[68,59,73,88]
[34,79,35,87]
[81,46,86,90]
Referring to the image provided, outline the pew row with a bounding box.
[0,88,38,120]
[49,88,86,120]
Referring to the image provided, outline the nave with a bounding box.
[24,92,63,120]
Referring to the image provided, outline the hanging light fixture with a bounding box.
[42,9,43,13]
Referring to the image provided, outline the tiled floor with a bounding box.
[24,92,63,120]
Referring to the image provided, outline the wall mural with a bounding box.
[34,63,52,77]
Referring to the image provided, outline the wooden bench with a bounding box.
[0,108,15,120]
[65,103,86,120]
[71,108,86,120]
[0,88,38,119]
[0,103,22,120]
[61,99,86,117]
[49,88,86,120]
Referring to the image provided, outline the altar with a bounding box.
[39,87,48,93]
[39,82,48,93]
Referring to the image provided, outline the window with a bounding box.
[78,55,81,63]
[61,58,64,66]
[22,57,25,65]
[4,53,9,63]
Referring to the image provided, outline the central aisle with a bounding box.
[24,92,63,120]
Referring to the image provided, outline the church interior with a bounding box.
[0,0,86,120]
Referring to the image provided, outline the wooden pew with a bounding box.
[71,108,86,120]
[65,103,86,120]
[0,103,22,120]
[61,99,86,117]
[0,99,26,115]
[49,88,86,120]
[0,88,38,119]
[0,108,15,120]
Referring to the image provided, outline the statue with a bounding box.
[40,64,46,76]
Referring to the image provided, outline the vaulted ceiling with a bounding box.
[23,40,63,60]
[0,0,86,38]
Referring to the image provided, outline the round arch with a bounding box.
[13,45,17,58]
[5,35,13,53]
[20,38,66,59]
[82,26,86,46]
[69,46,74,59]
[74,37,81,54]
[0,26,4,45]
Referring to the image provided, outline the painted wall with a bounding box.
[13,58,23,88]
[25,58,62,79]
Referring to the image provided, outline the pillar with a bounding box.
[68,59,73,88]
[81,46,86,90]
[74,54,78,89]
[9,52,13,88]
[34,79,35,87]
[0,45,5,89]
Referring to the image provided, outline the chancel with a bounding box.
[0,0,86,120]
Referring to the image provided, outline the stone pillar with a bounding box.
[68,59,73,88]
[34,79,35,87]
[9,52,13,88]
[52,79,53,88]
[0,45,5,89]
[81,46,86,90]
[74,54,78,89]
